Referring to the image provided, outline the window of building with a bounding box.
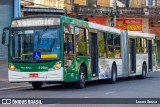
[146,0,156,6]
[86,0,97,6]
[119,0,130,8]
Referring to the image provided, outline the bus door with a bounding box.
[148,40,153,72]
[130,38,136,74]
[90,33,98,77]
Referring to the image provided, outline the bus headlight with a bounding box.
[9,63,15,71]
[54,61,61,69]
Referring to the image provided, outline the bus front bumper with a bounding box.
[8,68,64,82]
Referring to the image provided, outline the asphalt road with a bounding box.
[0,61,160,107]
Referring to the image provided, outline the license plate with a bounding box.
[29,73,39,78]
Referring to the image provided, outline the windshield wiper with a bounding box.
[12,57,21,59]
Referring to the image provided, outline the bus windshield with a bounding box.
[10,28,60,61]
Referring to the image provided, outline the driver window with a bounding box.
[64,23,75,62]
[64,34,74,54]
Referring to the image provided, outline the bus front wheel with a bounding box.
[31,82,43,89]
[75,66,86,89]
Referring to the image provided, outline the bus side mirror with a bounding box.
[1,27,9,45]
[2,31,6,45]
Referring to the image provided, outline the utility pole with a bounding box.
[112,0,117,27]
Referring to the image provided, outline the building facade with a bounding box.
[0,0,20,59]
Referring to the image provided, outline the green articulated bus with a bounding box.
[1,15,157,89]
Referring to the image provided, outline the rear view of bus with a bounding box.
[5,16,63,89]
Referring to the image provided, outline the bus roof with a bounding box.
[12,15,61,21]
[62,16,121,34]
[128,31,155,39]
[89,22,121,34]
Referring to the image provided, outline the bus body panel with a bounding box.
[8,67,64,82]
[153,53,157,71]
[98,58,123,79]
[136,54,148,75]
[64,57,92,82]
[121,30,129,77]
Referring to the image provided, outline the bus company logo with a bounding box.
[2,99,11,104]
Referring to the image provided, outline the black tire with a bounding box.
[75,66,86,89]
[109,65,117,84]
[32,82,43,89]
[141,64,147,79]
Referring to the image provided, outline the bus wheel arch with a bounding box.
[75,62,87,89]
[141,61,147,79]
[109,62,117,84]
[80,62,88,80]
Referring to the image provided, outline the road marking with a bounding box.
[0,85,31,91]
[105,91,116,95]
[39,104,57,107]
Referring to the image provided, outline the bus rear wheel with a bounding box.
[75,66,86,89]
[31,82,43,89]
[109,65,117,84]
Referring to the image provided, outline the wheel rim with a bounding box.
[143,68,146,77]
[113,71,116,82]
[80,72,85,83]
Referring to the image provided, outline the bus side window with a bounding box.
[75,27,87,56]
[106,34,114,58]
[64,34,74,54]
[98,32,106,58]
[114,35,121,58]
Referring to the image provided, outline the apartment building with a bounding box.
[20,0,66,16]
[116,0,160,66]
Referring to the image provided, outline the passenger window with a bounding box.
[136,38,141,53]
[106,34,121,58]
[114,35,121,58]
[64,34,74,54]
[75,27,87,56]
[98,32,106,58]
[106,34,114,58]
